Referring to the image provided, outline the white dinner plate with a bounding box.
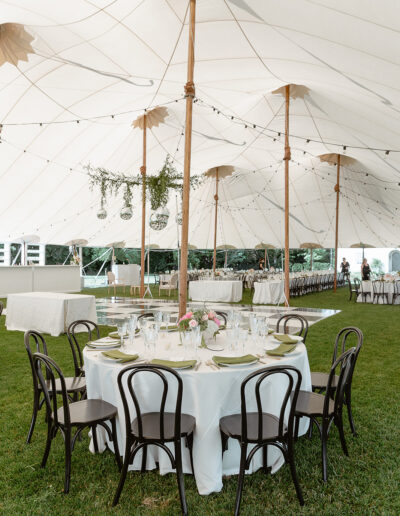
[87,344,121,350]
[206,343,225,351]
[217,359,259,368]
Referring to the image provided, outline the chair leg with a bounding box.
[175,439,188,516]
[41,419,54,468]
[64,428,72,494]
[111,417,122,470]
[262,445,270,475]
[92,425,99,453]
[113,442,134,506]
[140,444,147,473]
[321,420,329,482]
[336,414,349,456]
[345,389,357,437]
[186,432,195,475]
[234,443,248,516]
[287,442,304,506]
[26,392,40,444]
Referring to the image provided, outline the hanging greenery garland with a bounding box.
[86,155,202,214]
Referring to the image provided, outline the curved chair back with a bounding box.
[240,365,302,443]
[67,319,100,377]
[215,311,227,325]
[32,352,70,429]
[117,364,183,443]
[275,314,309,344]
[25,330,49,391]
[138,312,154,321]
[324,348,355,417]
[331,327,363,364]
[0,300,3,316]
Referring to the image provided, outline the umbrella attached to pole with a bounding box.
[255,243,276,270]
[132,106,169,298]
[204,165,235,274]
[216,244,236,269]
[318,153,357,291]
[350,243,375,262]
[300,242,322,271]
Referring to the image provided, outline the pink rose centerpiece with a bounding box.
[178,308,222,346]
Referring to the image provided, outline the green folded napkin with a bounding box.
[109,329,140,339]
[266,344,297,357]
[268,329,274,334]
[212,354,258,366]
[101,350,139,363]
[150,358,197,369]
[272,334,298,344]
[160,325,178,332]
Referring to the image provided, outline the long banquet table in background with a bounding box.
[188,280,243,302]
[6,292,97,336]
[357,280,400,304]
[253,280,285,304]
[83,331,311,495]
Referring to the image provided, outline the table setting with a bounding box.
[83,308,312,495]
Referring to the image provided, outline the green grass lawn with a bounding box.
[1,287,400,515]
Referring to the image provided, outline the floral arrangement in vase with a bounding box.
[178,309,221,345]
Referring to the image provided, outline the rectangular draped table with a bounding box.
[188,280,242,302]
[6,291,97,336]
[253,280,285,304]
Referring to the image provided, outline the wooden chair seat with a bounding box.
[311,372,338,391]
[220,412,284,443]
[131,412,196,441]
[55,399,117,426]
[41,376,86,393]
[293,390,335,418]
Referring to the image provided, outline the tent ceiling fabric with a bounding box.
[0,1,400,249]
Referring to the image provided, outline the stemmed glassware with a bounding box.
[143,327,158,359]
[128,315,138,346]
[117,320,128,351]
[162,312,171,334]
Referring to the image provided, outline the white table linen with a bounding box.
[357,281,398,304]
[189,280,242,302]
[84,332,311,495]
[6,291,97,336]
[253,280,285,304]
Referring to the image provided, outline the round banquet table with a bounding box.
[84,331,311,495]
[252,280,285,305]
[188,280,243,302]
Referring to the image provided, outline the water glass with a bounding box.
[144,328,157,359]
[117,320,128,350]
[248,314,258,336]
[239,329,248,354]
[154,311,163,324]
[162,312,171,331]
[139,317,148,334]
[232,312,242,329]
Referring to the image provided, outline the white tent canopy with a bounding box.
[0,1,399,249]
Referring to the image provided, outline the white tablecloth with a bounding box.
[357,281,398,304]
[6,292,98,336]
[84,332,311,495]
[253,280,285,304]
[189,280,242,302]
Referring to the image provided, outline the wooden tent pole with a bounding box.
[283,85,291,306]
[333,153,341,292]
[212,167,219,274]
[179,0,196,317]
[140,115,147,297]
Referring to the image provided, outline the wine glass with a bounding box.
[144,327,157,359]
[128,315,138,345]
[162,312,171,331]
[117,320,128,350]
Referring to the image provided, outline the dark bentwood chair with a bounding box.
[311,327,363,436]
[219,366,304,515]
[392,280,400,305]
[215,311,227,325]
[113,364,196,515]
[372,280,389,304]
[276,314,309,344]
[67,319,100,378]
[0,300,3,316]
[33,352,121,493]
[294,348,356,482]
[25,330,86,444]
[138,312,155,321]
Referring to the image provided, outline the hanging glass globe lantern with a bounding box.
[120,205,133,220]
[149,207,169,231]
[97,202,107,220]
[175,211,183,225]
